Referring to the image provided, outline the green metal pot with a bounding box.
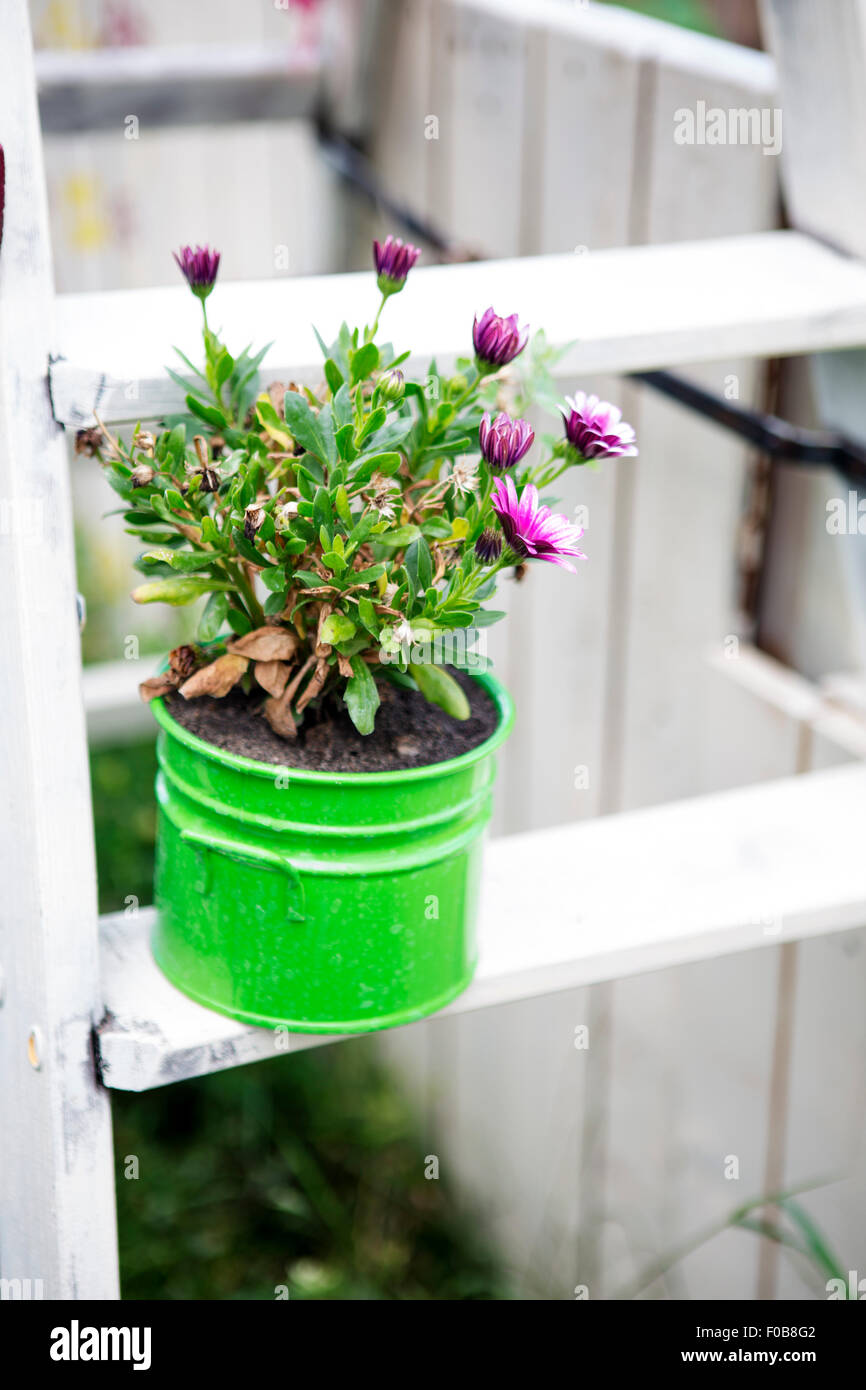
[149,672,513,1033]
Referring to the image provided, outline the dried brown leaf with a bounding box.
[180,653,248,699]
[168,644,198,678]
[139,675,177,703]
[337,654,353,679]
[227,625,298,662]
[254,659,290,698]
[296,657,329,713]
[263,693,297,739]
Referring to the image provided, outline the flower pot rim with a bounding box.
[149,667,514,786]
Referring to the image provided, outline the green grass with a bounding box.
[91,739,508,1300]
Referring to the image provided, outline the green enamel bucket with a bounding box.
[149,672,513,1033]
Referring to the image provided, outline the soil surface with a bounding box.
[164,670,500,773]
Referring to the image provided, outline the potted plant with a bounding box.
[85,238,637,1033]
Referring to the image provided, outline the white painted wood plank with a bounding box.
[98,762,866,1091]
[760,0,866,259]
[0,0,119,1300]
[35,42,322,132]
[50,231,866,425]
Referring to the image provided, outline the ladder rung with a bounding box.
[96,762,866,1091]
[51,231,866,428]
[36,43,321,134]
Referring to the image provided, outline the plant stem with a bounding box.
[368,292,388,343]
[228,561,265,627]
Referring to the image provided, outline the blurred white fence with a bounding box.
[367,0,866,1299]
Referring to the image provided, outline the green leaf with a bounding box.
[335,484,352,526]
[357,596,380,636]
[131,576,234,606]
[185,395,227,429]
[313,487,332,534]
[473,608,506,627]
[359,417,413,453]
[215,348,234,387]
[200,514,226,548]
[358,406,387,442]
[294,570,325,588]
[324,358,344,395]
[404,536,433,594]
[335,423,357,462]
[350,342,380,384]
[164,423,187,463]
[375,524,420,548]
[283,390,330,464]
[264,591,287,617]
[198,591,229,641]
[260,567,288,593]
[141,548,219,574]
[409,663,470,721]
[418,436,473,463]
[351,450,402,486]
[345,655,380,735]
[227,607,253,636]
[333,384,353,430]
[231,527,269,567]
[320,613,357,645]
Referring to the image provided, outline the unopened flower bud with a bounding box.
[244,502,265,540]
[130,462,155,488]
[173,244,220,300]
[373,236,420,297]
[379,368,405,405]
[275,500,299,532]
[475,527,502,564]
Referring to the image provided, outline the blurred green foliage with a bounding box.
[601,0,720,36]
[114,1048,508,1301]
[91,739,507,1300]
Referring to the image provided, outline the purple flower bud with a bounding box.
[373,236,420,296]
[475,527,502,564]
[561,392,638,461]
[491,474,585,572]
[479,411,535,470]
[173,244,220,299]
[473,307,529,371]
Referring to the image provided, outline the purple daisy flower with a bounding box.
[173,244,220,299]
[491,474,586,572]
[562,391,638,460]
[473,307,529,371]
[373,235,420,295]
[479,411,535,470]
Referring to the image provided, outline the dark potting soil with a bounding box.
[164,670,500,773]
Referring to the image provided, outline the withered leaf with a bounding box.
[296,657,329,713]
[168,644,198,678]
[139,675,177,703]
[264,692,297,739]
[337,654,353,679]
[227,625,298,662]
[180,653,248,699]
[254,659,290,698]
